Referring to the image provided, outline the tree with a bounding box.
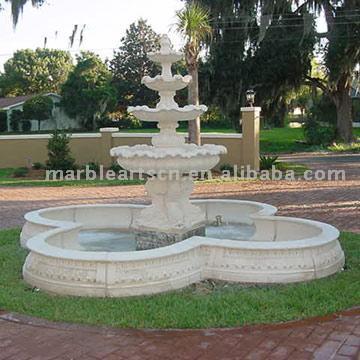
[61,52,116,130]
[0,48,73,96]
[192,0,315,129]
[300,0,360,142]
[175,2,212,145]
[46,131,76,171]
[109,19,160,124]
[0,0,44,27]
[247,8,315,127]
[23,95,53,131]
[190,0,258,130]
[198,0,359,141]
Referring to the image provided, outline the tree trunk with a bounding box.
[334,88,353,143]
[92,114,97,131]
[188,63,201,145]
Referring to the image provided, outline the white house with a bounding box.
[0,93,81,132]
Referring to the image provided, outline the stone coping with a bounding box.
[0,133,101,140]
[26,219,339,262]
[0,132,243,140]
[112,132,243,138]
[23,200,338,261]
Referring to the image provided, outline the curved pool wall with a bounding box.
[21,200,345,297]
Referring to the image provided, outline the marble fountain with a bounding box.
[21,35,345,297]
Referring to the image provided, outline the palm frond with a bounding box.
[175,2,212,52]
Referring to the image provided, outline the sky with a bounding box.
[0,0,184,70]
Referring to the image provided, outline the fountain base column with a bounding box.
[133,175,206,249]
[135,226,205,250]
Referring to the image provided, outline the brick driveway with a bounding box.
[0,153,359,359]
[0,309,359,359]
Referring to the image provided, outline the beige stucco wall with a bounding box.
[0,107,260,169]
[0,132,245,169]
[0,134,101,168]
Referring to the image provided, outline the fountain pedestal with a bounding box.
[133,176,206,249]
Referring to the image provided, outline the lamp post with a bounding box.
[246,90,255,107]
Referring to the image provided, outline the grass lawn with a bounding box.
[0,229,358,329]
[0,175,144,187]
[260,127,360,154]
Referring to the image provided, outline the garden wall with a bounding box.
[0,107,260,170]
[0,131,245,169]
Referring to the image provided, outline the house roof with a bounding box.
[0,93,61,110]
[0,95,33,109]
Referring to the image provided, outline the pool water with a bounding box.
[78,223,255,252]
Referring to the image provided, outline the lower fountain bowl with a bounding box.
[21,200,344,297]
[110,144,227,174]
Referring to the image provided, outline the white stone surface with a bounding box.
[21,200,344,297]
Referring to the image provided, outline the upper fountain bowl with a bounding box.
[142,74,192,92]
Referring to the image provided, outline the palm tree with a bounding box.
[175,2,211,145]
[4,0,44,27]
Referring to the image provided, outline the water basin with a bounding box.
[78,223,256,252]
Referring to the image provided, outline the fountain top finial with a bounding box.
[160,34,172,54]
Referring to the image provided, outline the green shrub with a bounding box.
[201,106,231,128]
[303,95,337,146]
[21,120,32,132]
[9,110,23,132]
[260,155,279,170]
[32,162,45,170]
[109,162,124,173]
[12,167,29,178]
[110,112,141,129]
[220,163,235,175]
[84,161,100,173]
[303,119,336,146]
[46,131,76,171]
[0,111,7,132]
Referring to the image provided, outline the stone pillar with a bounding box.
[99,127,118,167]
[241,107,261,171]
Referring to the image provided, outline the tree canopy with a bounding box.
[109,19,160,116]
[302,0,360,142]
[61,52,116,130]
[0,48,73,96]
[191,0,315,128]
[23,95,53,131]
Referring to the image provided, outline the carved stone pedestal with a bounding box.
[133,175,206,249]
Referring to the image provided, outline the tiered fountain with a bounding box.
[110,35,227,249]
[20,35,345,297]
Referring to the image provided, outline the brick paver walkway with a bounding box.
[0,309,359,360]
[1,179,359,232]
[0,153,359,359]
